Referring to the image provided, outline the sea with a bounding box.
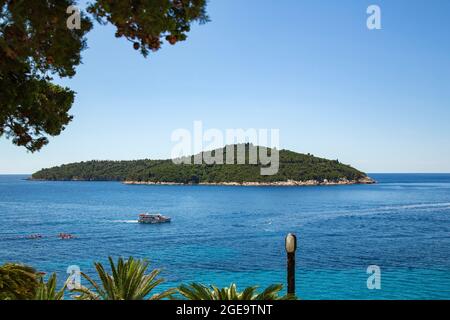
[0,173,449,299]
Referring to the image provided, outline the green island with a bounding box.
[31,144,375,186]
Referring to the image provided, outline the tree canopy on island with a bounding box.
[32,144,371,184]
[0,0,208,151]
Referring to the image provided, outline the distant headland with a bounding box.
[31,144,375,186]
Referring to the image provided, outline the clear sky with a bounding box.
[1,0,450,174]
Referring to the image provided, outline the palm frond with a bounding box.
[178,282,294,300]
[34,273,67,300]
[0,263,40,300]
[70,256,173,300]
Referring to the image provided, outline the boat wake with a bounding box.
[295,201,450,226]
[382,202,450,211]
[111,220,139,224]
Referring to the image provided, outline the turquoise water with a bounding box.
[0,174,450,299]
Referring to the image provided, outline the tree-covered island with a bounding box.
[31,144,375,186]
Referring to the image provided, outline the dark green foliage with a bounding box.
[0,258,292,301]
[1,0,208,151]
[32,144,369,183]
[0,263,40,300]
[1,0,92,151]
[88,0,209,57]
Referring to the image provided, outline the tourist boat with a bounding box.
[138,213,171,224]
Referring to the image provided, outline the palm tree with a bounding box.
[34,273,67,300]
[0,263,40,300]
[72,256,175,300]
[178,283,295,300]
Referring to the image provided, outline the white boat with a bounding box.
[138,213,171,224]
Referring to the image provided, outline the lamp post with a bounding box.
[285,233,297,296]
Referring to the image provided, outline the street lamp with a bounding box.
[285,233,297,296]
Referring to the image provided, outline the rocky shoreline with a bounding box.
[123,176,376,187]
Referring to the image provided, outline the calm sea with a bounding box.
[0,174,449,299]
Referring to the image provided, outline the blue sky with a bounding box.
[1,0,450,174]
